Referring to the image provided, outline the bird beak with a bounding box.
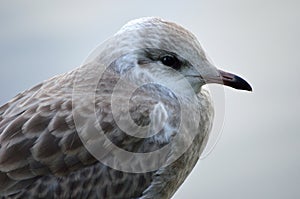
[205,69,252,91]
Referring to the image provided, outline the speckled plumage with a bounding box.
[0,17,251,198]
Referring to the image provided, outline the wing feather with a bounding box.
[0,63,209,198]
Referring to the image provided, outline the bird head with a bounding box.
[96,17,252,96]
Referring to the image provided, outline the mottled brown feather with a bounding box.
[0,17,215,199]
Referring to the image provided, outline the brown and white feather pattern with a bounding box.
[0,17,215,199]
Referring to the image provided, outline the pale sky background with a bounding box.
[0,0,299,198]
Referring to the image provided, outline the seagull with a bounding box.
[0,17,252,198]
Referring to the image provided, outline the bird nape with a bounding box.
[0,17,251,198]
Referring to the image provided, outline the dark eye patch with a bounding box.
[160,55,181,70]
[137,48,183,70]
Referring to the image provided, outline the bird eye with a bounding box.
[161,55,180,70]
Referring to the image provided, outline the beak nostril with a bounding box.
[222,75,234,81]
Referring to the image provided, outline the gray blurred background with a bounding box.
[0,0,299,198]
